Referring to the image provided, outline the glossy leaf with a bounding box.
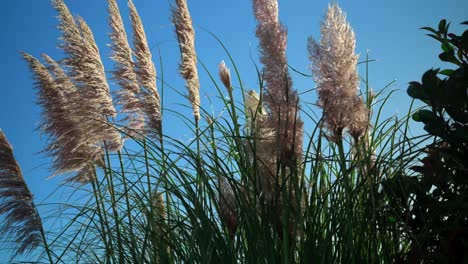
[407,81,429,101]
[420,26,438,35]
[439,51,460,65]
[438,19,447,33]
[461,30,468,50]
[412,109,436,123]
[439,69,454,76]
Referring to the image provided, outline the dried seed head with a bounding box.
[253,0,279,24]
[204,114,213,126]
[0,130,45,257]
[218,178,238,236]
[349,96,369,140]
[151,192,166,220]
[129,0,162,138]
[218,60,232,92]
[253,0,303,168]
[172,0,201,121]
[52,0,122,152]
[76,16,117,118]
[307,3,368,140]
[245,90,266,121]
[108,0,145,137]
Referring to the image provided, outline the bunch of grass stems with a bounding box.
[0,1,433,263]
[4,59,427,263]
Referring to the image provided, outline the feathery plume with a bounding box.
[349,96,369,140]
[252,0,304,213]
[149,192,170,258]
[253,0,278,24]
[172,0,201,121]
[244,90,276,202]
[151,192,166,221]
[244,90,268,137]
[53,0,116,118]
[253,0,303,165]
[41,54,76,94]
[128,0,162,137]
[252,0,304,241]
[245,90,266,122]
[76,17,118,118]
[22,52,103,183]
[218,60,232,92]
[218,178,239,236]
[108,0,145,137]
[307,3,369,141]
[52,0,122,152]
[0,130,46,257]
[41,54,107,182]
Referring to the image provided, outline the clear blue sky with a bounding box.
[0,0,467,261]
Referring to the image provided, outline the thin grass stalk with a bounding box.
[195,118,203,204]
[155,48,173,263]
[199,58,250,188]
[280,166,290,264]
[102,147,125,263]
[91,169,117,263]
[38,220,54,264]
[140,138,163,262]
[90,177,114,264]
[116,151,138,263]
[221,62,244,162]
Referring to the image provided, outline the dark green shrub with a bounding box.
[385,20,468,263]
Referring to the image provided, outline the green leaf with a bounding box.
[461,21,468,25]
[440,69,454,76]
[413,109,436,122]
[422,69,441,96]
[439,19,447,33]
[407,81,428,101]
[461,30,468,51]
[422,69,439,84]
[427,34,442,43]
[439,51,461,65]
[420,26,438,35]
[441,42,453,52]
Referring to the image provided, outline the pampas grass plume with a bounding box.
[218,60,232,92]
[129,0,162,137]
[307,3,369,141]
[0,130,46,258]
[172,0,201,121]
[108,0,145,137]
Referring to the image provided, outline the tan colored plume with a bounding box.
[218,60,232,92]
[128,0,162,138]
[52,0,122,152]
[252,0,304,207]
[307,3,369,141]
[108,0,145,137]
[21,52,104,183]
[0,130,46,258]
[172,0,201,121]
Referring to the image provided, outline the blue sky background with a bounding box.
[0,0,467,261]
